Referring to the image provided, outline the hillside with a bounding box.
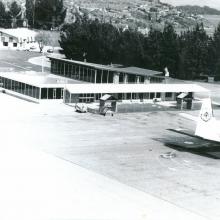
[64,0,213,34]
[177,5,220,15]
[0,0,217,34]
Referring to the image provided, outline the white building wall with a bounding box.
[0,28,37,50]
[0,34,19,50]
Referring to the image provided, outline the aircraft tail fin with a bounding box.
[195,98,214,137]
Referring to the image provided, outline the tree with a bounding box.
[178,23,210,79]
[59,19,89,60]
[0,1,6,27]
[117,28,145,67]
[35,31,50,52]
[9,1,21,18]
[60,18,216,81]
[25,0,34,27]
[35,30,60,53]
[34,0,66,29]
[214,58,220,80]
[8,1,22,28]
[60,18,121,64]
[210,24,220,78]
[87,20,120,64]
[144,27,163,71]
[160,24,180,77]
[0,1,11,28]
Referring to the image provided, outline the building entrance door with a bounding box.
[61,89,63,99]
[53,88,56,99]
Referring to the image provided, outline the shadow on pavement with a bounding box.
[155,136,220,159]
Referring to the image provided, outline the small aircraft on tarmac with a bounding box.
[168,98,220,143]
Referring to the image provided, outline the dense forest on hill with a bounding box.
[60,17,220,81]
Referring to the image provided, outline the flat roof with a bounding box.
[0,71,85,88]
[0,71,209,94]
[0,28,37,40]
[0,31,18,40]
[65,83,209,94]
[49,57,163,77]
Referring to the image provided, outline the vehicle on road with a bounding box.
[47,49,54,53]
[30,45,37,50]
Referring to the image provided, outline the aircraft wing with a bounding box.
[212,101,220,107]
[167,128,196,138]
[179,113,198,122]
[167,129,220,145]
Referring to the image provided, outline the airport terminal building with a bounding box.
[63,83,208,104]
[0,71,78,101]
[50,57,164,84]
[49,57,208,105]
[0,57,209,111]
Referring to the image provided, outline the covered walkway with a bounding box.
[64,83,209,104]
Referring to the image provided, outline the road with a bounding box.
[0,50,49,72]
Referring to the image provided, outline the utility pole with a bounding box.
[39,40,44,73]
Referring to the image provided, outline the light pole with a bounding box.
[41,52,44,73]
[39,41,44,73]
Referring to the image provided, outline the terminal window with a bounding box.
[150,93,155,99]
[165,92,172,98]
[156,93,161,98]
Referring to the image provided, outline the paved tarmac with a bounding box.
[30,108,220,220]
[0,93,210,220]
[0,93,219,219]
[1,50,220,219]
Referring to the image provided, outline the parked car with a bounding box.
[75,103,87,113]
[47,48,54,53]
[30,45,37,50]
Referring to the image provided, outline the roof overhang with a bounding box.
[0,31,19,40]
[49,57,163,77]
[0,71,77,88]
[65,83,209,94]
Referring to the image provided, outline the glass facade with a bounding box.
[51,60,97,83]
[50,58,164,84]
[64,91,168,104]
[40,88,63,99]
[0,76,64,100]
[41,88,63,99]
[0,76,40,99]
